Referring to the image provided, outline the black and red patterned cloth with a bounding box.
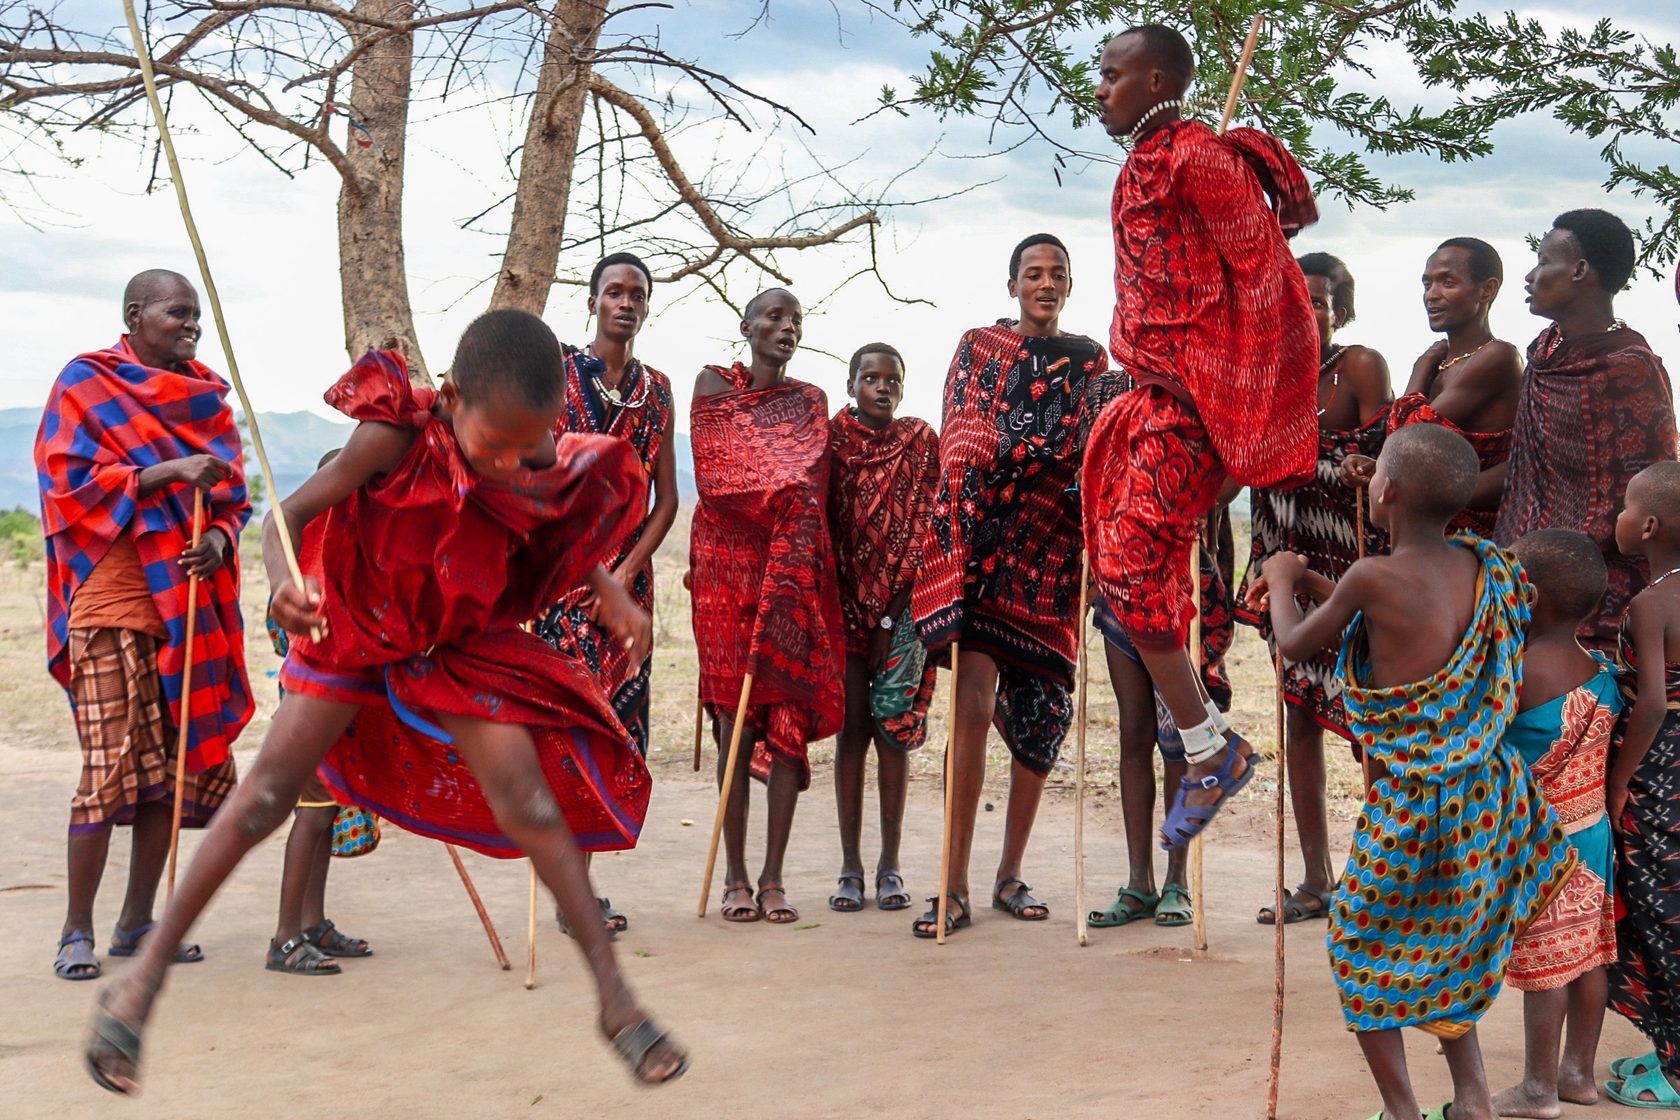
[282,351,652,858]
[36,336,253,776]
[910,322,1102,775]
[535,346,673,756]
[828,407,939,750]
[1494,323,1678,650]
[689,364,845,789]
[1089,119,1319,652]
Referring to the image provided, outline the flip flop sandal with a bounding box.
[1088,887,1158,928]
[1257,884,1333,925]
[875,870,913,911]
[828,872,866,913]
[1155,882,1193,927]
[1616,1053,1664,1080]
[55,930,102,981]
[266,935,342,975]
[1159,740,1256,850]
[912,893,971,939]
[756,885,799,924]
[302,918,372,957]
[1607,1067,1680,1110]
[720,882,761,923]
[108,921,203,964]
[992,877,1049,921]
[609,1017,689,1086]
[84,988,142,1095]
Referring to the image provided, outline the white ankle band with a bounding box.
[1180,719,1225,764]
[1206,700,1231,736]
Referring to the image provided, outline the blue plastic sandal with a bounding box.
[108,921,203,963]
[1159,739,1255,850]
[54,931,101,981]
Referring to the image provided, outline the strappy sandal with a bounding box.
[558,897,629,938]
[756,884,799,924]
[55,930,101,981]
[1159,738,1256,850]
[108,921,203,964]
[266,934,341,975]
[912,893,971,939]
[302,918,372,957]
[1155,882,1193,927]
[720,882,760,923]
[1257,884,1333,925]
[84,987,142,1095]
[608,1017,689,1086]
[828,872,865,913]
[992,877,1049,921]
[1088,887,1158,928]
[875,870,913,911]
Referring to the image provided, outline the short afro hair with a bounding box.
[449,308,564,412]
[1630,461,1680,526]
[1380,423,1481,523]
[1009,233,1070,281]
[1119,23,1195,94]
[1435,237,1503,285]
[1512,529,1607,625]
[1552,209,1636,293]
[848,342,905,383]
[1298,252,1357,324]
[589,251,653,297]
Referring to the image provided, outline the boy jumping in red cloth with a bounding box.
[1086,24,1320,847]
[82,309,687,1093]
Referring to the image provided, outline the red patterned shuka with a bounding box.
[35,336,252,775]
[1385,392,1511,538]
[828,407,940,749]
[281,350,652,858]
[689,364,845,789]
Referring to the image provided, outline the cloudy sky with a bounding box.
[6,1,1678,432]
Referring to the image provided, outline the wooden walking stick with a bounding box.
[121,0,316,640]
[697,673,755,917]
[1074,553,1092,947]
[692,696,705,771]
[1266,651,1288,1119]
[447,844,511,970]
[937,644,962,945]
[525,861,538,990]
[165,490,205,900]
[1188,536,1209,953]
[1218,14,1266,134]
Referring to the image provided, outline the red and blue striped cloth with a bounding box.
[35,336,253,773]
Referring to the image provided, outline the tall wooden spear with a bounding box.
[1073,553,1092,947]
[164,491,204,900]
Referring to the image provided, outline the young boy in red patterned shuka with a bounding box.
[1086,24,1320,849]
[82,309,688,1095]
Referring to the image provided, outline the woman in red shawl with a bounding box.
[690,287,845,926]
[536,252,677,938]
[83,310,688,1095]
[826,342,939,914]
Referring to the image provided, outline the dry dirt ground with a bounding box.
[0,544,1646,1119]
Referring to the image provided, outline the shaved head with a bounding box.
[743,287,797,321]
[1381,423,1480,522]
[1513,528,1606,625]
[1630,461,1680,524]
[123,269,195,314]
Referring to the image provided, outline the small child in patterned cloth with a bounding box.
[1249,423,1573,1120]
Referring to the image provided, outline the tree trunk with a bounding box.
[336,0,426,382]
[490,1,605,315]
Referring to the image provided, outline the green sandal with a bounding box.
[1155,882,1193,927]
[1616,1052,1664,1080]
[1608,1067,1680,1110]
[1088,887,1158,928]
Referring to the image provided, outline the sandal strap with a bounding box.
[611,1018,678,1080]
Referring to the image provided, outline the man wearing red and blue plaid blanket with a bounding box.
[36,270,252,981]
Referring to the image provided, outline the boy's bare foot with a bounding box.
[1490,1080,1561,1119]
[1556,1069,1599,1106]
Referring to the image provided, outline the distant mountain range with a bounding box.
[0,407,697,514]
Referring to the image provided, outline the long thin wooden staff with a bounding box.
[937,644,961,945]
[164,490,205,900]
[692,696,705,771]
[120,0,314,638]
[697,673,755,917]
[1188,536,1209,953]
[1356,494,1374,792]
[447,844,510,970]
[1267,651,1288,1119]
[1218,14,1266,134]
[1074,554,1092,947]
[525,861,538,990]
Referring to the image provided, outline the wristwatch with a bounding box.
[878,614,896,631]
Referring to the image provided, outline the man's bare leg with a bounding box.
[1133,643,1250,837]
[757,758,801,922]
[1356,1028,1425,1120]
[1109,643,1161,904]
[114,800,172,935]
[63,827,112,945]
[913,648,997,933]
[714,715,755,898]
[1284,708,1335,900]
[1559,967,1607,1105]
[87,693,359,1092]
[1442,1026,1497,1120]
[442,715,684,1083]
[874,736,909,880]
[994,757,1047,915]
[1492,988,1567,1119]
[832,655,872,908]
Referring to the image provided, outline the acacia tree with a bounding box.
[0,0,889,378]
[876,1,1680,268]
